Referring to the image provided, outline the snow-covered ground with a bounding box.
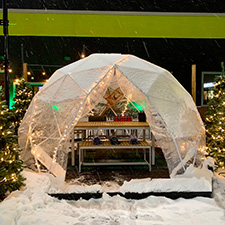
[0,166,225,225]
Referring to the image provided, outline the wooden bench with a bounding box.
[79,140,152,172]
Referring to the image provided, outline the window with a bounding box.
[201,72,222,106]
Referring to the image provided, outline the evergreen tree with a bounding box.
[205,64,225,170]
[12,78,33,133]
[0,88,25,200]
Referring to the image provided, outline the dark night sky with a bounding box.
[0,0,225,105]
[1,0,225,12]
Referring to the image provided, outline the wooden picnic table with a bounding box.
[70,121,156,171]
[75,121,149,129]
[75,121,150,141]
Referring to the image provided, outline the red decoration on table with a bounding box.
[113,116,132,121]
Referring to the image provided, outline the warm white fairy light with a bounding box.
[51,146,58,164]
[31,149,36,154]
[11,173,17,182]
[121,98,129,116]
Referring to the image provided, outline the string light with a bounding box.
[0,80,26,195]
[121,98,129,116]
[206,74,225,170]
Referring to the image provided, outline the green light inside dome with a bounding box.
[52,105,59,111]
[130,102,143,111]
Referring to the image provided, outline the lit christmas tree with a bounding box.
[12,78,33,133]
[205,64,225,170]
[0,88,25,200]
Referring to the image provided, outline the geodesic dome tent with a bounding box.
[18,54,205,181]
